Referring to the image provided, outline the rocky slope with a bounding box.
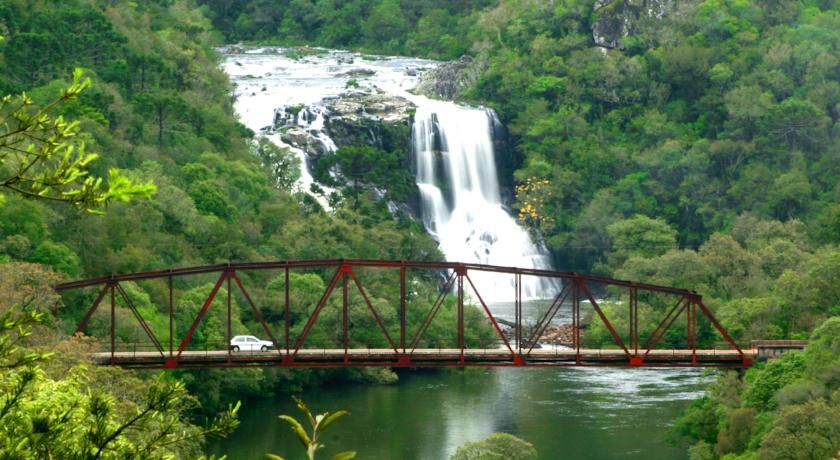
[592,0,674,49]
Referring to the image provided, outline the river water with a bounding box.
[208,366,707,459]
[215,47,708,459]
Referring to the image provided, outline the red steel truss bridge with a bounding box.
[55,259,755,370]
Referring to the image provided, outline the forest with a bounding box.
[1,0,839,458]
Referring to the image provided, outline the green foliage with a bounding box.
[254,138,301,190]
[605,214,678,266]
[315,144,415,206]
[0,305,240,459]
[268,397,356,460]
[29,241,80,277]
[448,432,538,460]
[0,69,156,211]
[674,316,840,459]
[738,343,806,412]
[198,0,487,58]
[756,393,840,460]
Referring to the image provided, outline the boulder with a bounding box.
[337,68,377,78]
[279,127,329,157]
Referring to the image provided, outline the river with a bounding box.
[207,366,708,459]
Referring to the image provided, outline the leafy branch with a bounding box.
[0,68,156,211]
[267,397,356,460]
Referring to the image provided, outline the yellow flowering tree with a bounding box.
[515,177,553,231]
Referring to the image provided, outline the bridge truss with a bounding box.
[55,259,753,369]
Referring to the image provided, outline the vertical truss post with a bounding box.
[630,287,642,365]
[400,264,406,353]
[227,273,232,364]
[457,266,465,365]
[515,272,521,352]
[634,289,639,356]
[574,278,580,365]
[343,266,349,364]
[168,275,173,359]
[284,265,290,360]
[110,282,115,365]
[690,300,697,367]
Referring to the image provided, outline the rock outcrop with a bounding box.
[324,90,415,149]
[412,55,485,101]
[592,0,673,49]
[270,89,415,158]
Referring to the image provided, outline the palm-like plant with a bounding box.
[266,397,356,460]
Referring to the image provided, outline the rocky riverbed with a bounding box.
[538,323,577,346]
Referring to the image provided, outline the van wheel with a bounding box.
[231,346,239,352]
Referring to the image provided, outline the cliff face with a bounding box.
[412,55,485,101]
[591,0,673,49]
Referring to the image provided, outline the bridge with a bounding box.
[55,259,754,369]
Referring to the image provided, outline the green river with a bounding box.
[208,366,709,459]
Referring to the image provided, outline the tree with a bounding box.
[0,69,155,211]
[0,306,240,459]
[756,396,840,460]
[714,407,757,456]
[133,90,187,148]
[449,432,538,460]
[255,137,301,190]
[605,214,677,269]
[363,0,408,49]
[743,352,805,412]
[267,397,356,460]
[515,177,554,232]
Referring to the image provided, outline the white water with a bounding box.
[221,47,557,299]
[410,101,557,300]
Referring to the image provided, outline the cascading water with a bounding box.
[222,46,556,299]
[411,100,556,300]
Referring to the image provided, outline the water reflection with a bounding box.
[208,367,710,460]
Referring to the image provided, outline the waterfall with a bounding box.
[412,100,556,300]
[221,46,556,300]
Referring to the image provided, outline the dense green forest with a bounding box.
[1,0,839,458]
[197,0,494,59]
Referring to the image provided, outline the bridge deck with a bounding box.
[91,348,756,369]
